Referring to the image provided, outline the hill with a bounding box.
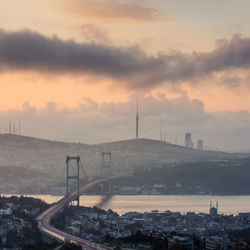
[111,158,250,195]
[0,134,237,193]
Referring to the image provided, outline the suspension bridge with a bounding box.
[36,153,113,250]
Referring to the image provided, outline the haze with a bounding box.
[1,0,250,151]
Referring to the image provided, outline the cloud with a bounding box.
[60,0,162,22]
[2,95,250,151]
[1,30,250,89]
[80,24,111,43]
[0,29,165,87]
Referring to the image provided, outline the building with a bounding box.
[206,236,229,250]
[209,201,218,216]
[197,139,204,150]
[185,133,193,148]
[168,236,193,250]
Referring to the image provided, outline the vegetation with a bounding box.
[0,195,48,210]
[59,242,82,250]
[0,196,58,249]
[229,228,250,243]
[112,157,250,195]
[104,230,168,250]
[0,166,53,194]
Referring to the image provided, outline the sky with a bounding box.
[1,0,250,151]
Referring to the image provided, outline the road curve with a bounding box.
[36,179,111,250]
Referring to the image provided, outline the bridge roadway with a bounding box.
[36,178,111,250]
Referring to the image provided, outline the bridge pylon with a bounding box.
[101,152,112,194]
[66,155,80,206]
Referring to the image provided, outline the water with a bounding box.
[4,194,250,215]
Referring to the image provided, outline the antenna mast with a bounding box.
[136,97,139,138]
[9,121,11,134]
[19,121,21,135]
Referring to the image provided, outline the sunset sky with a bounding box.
[1,0,250,151]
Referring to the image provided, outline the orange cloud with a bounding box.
[60,0,162,22]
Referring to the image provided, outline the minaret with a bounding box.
[136,97,139,139]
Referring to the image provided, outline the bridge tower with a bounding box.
[66,155,80,206]
[101,152,112,194]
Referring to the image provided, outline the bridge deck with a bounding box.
[36,178,111,250]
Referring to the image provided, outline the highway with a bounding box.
[36,178,111,250]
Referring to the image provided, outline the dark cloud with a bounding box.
[60,0,161,22]
[1,30,250,89]
[0,29,160,79]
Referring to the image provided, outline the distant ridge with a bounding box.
[0,134,232,154]
[0,133,240,193]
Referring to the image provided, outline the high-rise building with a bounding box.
[185,133,193,148]
[197,139,204,150]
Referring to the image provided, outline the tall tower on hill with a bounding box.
[136,97,139,139]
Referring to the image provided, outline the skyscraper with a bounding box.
[197,139,204,150]
[136,97,139,138]
[185,133,193,148]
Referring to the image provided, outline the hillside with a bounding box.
[0,134,236,193]
[111,158,250,195]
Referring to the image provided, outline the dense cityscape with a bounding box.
[52,201,250,249]
[1,196,250,249]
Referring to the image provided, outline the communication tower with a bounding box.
[136,97,139,138]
